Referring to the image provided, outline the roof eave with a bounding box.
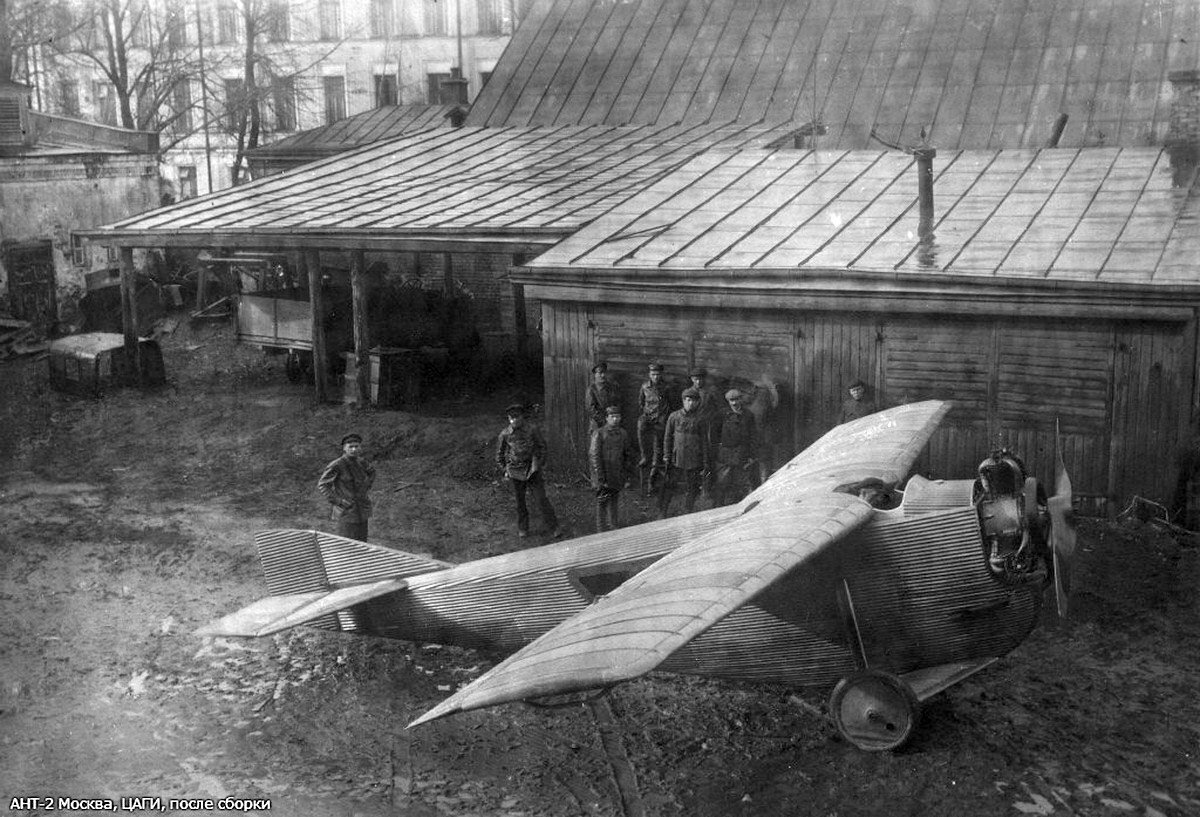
[513,264,1200,320]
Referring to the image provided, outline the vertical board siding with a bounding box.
[1111,323,1189,504]
[794,314,880,447]
[995,325,1115,497]
[542,302,593,472]
[542,302,1194,508]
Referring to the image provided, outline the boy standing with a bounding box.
[496,403,561,539]
[317,432,377,541]
[660,388,710,517]
[589,405,636,531]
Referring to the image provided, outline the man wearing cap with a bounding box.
[689,367,723,494]
[589,405,636,531]
[636,362,674,498]
[317,433,377,541]
[659,388,710,517]
[585,362,621,433]
[714,389,761,505]
[496,403,561,539]
[840,379,878,423]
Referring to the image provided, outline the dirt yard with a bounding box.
[2,319,1199,817]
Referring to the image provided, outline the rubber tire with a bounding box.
[829,669,921,752]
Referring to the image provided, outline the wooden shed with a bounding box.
[518,145,1200,509]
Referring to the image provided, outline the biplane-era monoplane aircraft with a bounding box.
[201,400,1076,750]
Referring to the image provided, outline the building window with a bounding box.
[165,6,187,49]
[318,0,341,40]
[426,72,449,104]
[374,74,398,106]
[265,0,289,41]
[93,81,117,125]
[59,80,80,117]
[370,0,395,38]
[476,0,505,35]
[70,234,88,267]
[217,1,239,44]
[479,70,492,90]
[424,0,449,35]
[223,77,245,132]
[272,77,296,131]
[129,14,150,48]
[323,75,345,123]
[178,166,198,199]
[172,79,193,133]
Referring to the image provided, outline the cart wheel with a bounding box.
[828,670,921,751]
[285,350,304,382]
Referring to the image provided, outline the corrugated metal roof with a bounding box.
[525,147,1199,287]
[468,0,1200,150]
[246,104,453,160]
[94,121,802,245]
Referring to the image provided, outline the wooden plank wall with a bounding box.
[1110,322,1193,506]
[540,301,594,475]
[540,301,1195,508]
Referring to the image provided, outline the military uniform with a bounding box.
[585,376,622,432]
[636,364,674,496]
[496,408,559,538]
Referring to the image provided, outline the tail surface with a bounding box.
[198,530,450,637]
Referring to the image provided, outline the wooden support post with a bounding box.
[350,249,371,408]
[304,249,329,403]
[442,251,454,296]
[511,253,529,384]
[194,264,208,312]
[118,246,143,384]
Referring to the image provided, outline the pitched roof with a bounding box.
[90,121,801,249]
[525,146,1199,290]
[246,104,453,162]
[468,0,1200,150]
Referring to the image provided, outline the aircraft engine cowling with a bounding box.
[975,450,1050,585]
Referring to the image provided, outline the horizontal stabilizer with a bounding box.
[197,578,407,637]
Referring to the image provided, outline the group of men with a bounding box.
[316,367,877,543]
[586,362,762,532]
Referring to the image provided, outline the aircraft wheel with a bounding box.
[829,670,921,751]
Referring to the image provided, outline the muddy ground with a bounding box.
[1,318,1199,817]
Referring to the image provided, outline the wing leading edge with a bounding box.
[409,400,952,727]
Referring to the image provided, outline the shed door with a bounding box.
[995,324,1114,502]
[2,239,56,335]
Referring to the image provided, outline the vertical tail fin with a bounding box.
[255,530,450,632]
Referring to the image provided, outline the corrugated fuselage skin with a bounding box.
[352,479,1041,689]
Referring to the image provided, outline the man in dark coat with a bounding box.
[714,389,761,506]
[689,367,723,495]
[585,361,621,432]
[496,403,561,539]
[840,379,878,423]
[637,362,674,498]
[659,388,710,517]
[589,405,636,531]
[317,432,377,541]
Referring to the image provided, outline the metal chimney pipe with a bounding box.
[914,145,936,241]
